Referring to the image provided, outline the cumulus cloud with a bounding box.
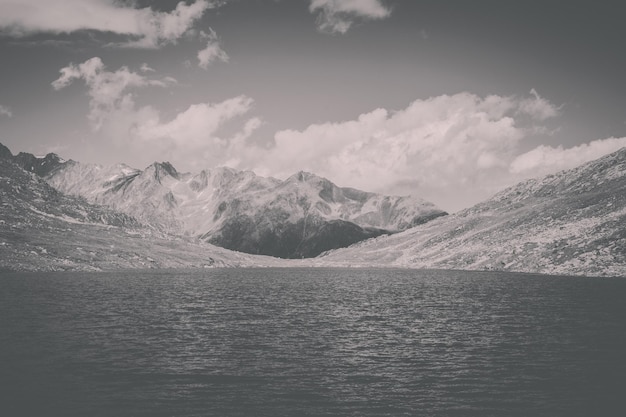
[309,0,391,34]
[140,63,155,73]
[52,57,175,130]
[517,88,561,121]
[197,29,229,69]
[97,94,260,170]
[0,0,214,48]
[510,137,626,176]
[0,104,12,117]
[225,91,567,211]
[240,90,623,211]
[132,96,254,148]
[50,57,622,212]
[52,58,258,170]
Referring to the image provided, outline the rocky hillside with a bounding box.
[316,147,626,277]
[43,159,445,258]
[0,146,284,271]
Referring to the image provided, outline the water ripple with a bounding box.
[1,268,625,416]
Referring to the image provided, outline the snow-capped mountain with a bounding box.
[316,147,626,277]
[0,144,284,271]
[43,159,446,258]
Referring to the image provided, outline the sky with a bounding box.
[1,0,625,212]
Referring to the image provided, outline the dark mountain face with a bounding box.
[198,172,444,258]
[206,214,388,258]
[147,162,179,183]
[0,144,72,177]
[0,142,11,159]
[10,151,70,177]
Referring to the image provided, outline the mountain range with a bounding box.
[0,143,285,271]
[1,141,625,276]
[38,155,446,258]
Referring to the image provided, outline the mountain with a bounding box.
[316,147,626,277]
[0,142,11,159]
[0,145,283,271]
[12,151,69,177]
[43,160,446,258]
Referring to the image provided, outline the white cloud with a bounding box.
[100,95,260,170]
[52,57,258,170]
[510,137,626,177]
[140,63,155,73]
[52,57,175,130]
[50,56,621,212]
[0,104,12,117]
[226,91,566,211]
[0,0,214,48]
[133,96,254,148]
[197,29,229,69]
[309,0,391,34]
[517,88,561,121]
[240,90,622,211]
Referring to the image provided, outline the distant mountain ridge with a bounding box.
[40,157,446,258]
[316,147,626,277]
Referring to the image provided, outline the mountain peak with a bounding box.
[44,152,62,161]
[287,171,322,183]
[146,161,179,182]
[11,150,69,177]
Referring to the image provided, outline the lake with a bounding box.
[1,268,624,416]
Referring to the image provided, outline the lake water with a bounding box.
[1,268,625,416]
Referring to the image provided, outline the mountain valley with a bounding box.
[1,141,625,276]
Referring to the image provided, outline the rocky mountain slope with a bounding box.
[316,147,626,277]
[42,158,445,258]
[0,145,284,271]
